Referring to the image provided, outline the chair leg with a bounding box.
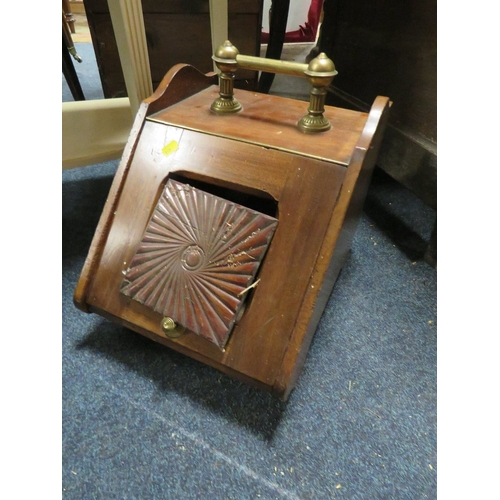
[62,0,76,34]
[62,33,85,101]
[63,9,82,63]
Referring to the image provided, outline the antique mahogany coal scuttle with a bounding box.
[74,42,390,400]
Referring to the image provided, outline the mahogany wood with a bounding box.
[74,63,390,400]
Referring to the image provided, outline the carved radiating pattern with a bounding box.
[121,179,278,348]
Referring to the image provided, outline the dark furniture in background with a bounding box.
[316,0,437,264]
[84,0,264,97]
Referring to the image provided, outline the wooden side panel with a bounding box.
[274,96,391,399]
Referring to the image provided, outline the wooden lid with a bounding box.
[148,86,369,166]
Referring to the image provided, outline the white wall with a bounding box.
[261,0,311,33]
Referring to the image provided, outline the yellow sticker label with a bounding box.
[162,140,179,157]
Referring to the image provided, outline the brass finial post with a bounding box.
[298,53,338,133]
[211,41,242,114]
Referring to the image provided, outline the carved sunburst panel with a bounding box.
[121,179,278,348]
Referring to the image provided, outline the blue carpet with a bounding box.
[63,43,437,499]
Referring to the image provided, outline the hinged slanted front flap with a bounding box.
[120,179,278,349]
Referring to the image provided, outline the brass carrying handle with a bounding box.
[210,40,338,133]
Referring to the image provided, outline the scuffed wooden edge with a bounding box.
[144,64,218,116]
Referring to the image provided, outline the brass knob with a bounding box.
[161,317,186,339]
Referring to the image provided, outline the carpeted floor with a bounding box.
[63,43,437,499]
